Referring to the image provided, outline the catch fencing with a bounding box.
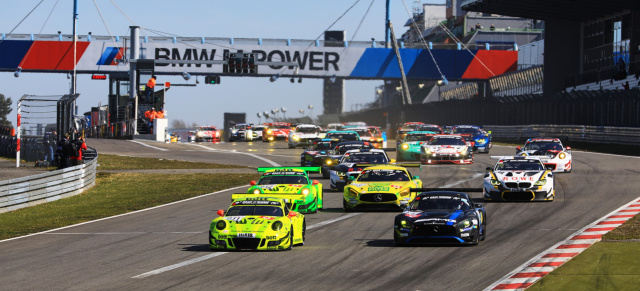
[0,148,98,213]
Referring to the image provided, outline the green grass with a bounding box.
[527,242,640,291]
[97,154,248,170]
[0,172,258,240]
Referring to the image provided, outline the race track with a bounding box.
[0,138,638,290]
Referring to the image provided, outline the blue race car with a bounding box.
[450,125,492,153]
[394,189,486,245]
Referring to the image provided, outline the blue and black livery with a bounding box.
[394,188,486,245]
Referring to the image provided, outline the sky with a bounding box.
[0,0,442,129]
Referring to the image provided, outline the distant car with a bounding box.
[420,135,474,165]
[300,138,342,168]
[516,138,572,172]
[414,124,443,134]
[262,122,291,142]
[450,125,492,153]
[483,156,555,202]
[187,131,196,142]
[321,141,375,178]
[209,197,305,251]
[288,124,323,148]
[195,126,221,142]
[365,126,385,148]
[252,125,266,140]
[329,149,394,191]
[228,123,256,142]
[394,190,486,245]
[233,167,323,214]
[396,122,425,144]
[396,131,438,161]
[343,165,423,211]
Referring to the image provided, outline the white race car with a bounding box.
[420,134,473,164]
[515,138,572,172]
[483,156,555,202]
[288,124,323,148]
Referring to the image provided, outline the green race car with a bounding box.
[396,131,437,161]
[209,197,305,251]
[232,167,323,213]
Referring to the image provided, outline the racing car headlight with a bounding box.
[232,130,237,134]
[292,135,300,141]
[267,130,273,134]
[349,188,359,196]
[490,179,501,186]
[558,152,567,159]
[399,219,411,228]
[401,143,409,150]
[424,148,432,154]
[326,160,333,166]
[458,219,473,228]
[253,188,262,194]
[271,221,283,231]
[399,188,410,197]
[301,188,310,195]
[216,220,227,230]
[460,147,468,155]
[337,171,346,177]
[534,180,547,186]
[197,132,204,137]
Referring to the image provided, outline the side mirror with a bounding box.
[487,131,492,135]
[216,209,225,216]
[250,181,256,186]
[516,146,521,151]
[288,211,298,218]
[412,175,420,180]
[312,180,319,185]
[390,159,396,163]
[475,204,483,208]
[486,167,492,171]
[566,146,571,151]
[546,165,554,171]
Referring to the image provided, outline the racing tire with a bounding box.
[287,229,294,250]
[322,169,330,179]
[342,199,351,212]
[310,197,318,214]
[288,144,295,149]
[393,233,405,247]
[297,220,306,246]
[480,227,486,241]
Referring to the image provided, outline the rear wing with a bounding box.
[231,193,305,203]
[410,188,484,193]
[257,167,321,174]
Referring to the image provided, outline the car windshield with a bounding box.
[409,197,470,211]
[335,144,370,155]
[452,127,480,135]
[253,126,266,131]
[495,161,545,171]
[405,134,431,142]
[343,153,387,164]
[200,127,216,131]
[415,125,442,133]
[258,175,308,185]
[400,126,416,132]
[226,206,283,216]
[326,132,359,141]
[274,125,290,129]
[352,129,372,137]
[429,137,466,145]
[296,127,319,133]
[524,142,563,152]
[357,169,410,182]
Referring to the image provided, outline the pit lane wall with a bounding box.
[0,149,98,214]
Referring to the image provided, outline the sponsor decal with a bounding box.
[368,185,390,191]
[260,216,275,220]
[266,235,278,240]
[224,216,245,222]
[502,176,535,181]
[237,233,256,238]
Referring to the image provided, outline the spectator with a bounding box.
[69,136,87,166]
[145,107,157,134]
[490,24,496,30]
[42,130,57,165]
[156,108,165,119]
[57,133,71,169]
[623,81,630,90]
[475,23,481,30]
[145,76,157,103]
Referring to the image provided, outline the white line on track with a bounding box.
[129,140,169,151]
[0,185,248,244]
[131,213,362,279]
[189,144,280,166]
[47,232,202,235]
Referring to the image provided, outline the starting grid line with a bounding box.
[131,213,361,279]
[485,196,640,291]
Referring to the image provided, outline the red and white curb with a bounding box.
[485,197,640,291]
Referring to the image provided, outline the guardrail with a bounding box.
[0,148,98,213]
[484,124,640,145]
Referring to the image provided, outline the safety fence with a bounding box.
[0,148,97,213]
[483,125,640,145]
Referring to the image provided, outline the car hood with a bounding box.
[493,170,546,182]
[403,210,469,225]
[214,216,283,233]
[348,181,413,192]
[424,145,467,153]
[252,184,307,193]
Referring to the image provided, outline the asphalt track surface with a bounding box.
[1,138,639,290]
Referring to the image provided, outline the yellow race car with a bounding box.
[343,165,423,211]
[209,197,305,251]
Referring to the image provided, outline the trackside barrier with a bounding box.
[0,148,98,213]
[483,125,640,145]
